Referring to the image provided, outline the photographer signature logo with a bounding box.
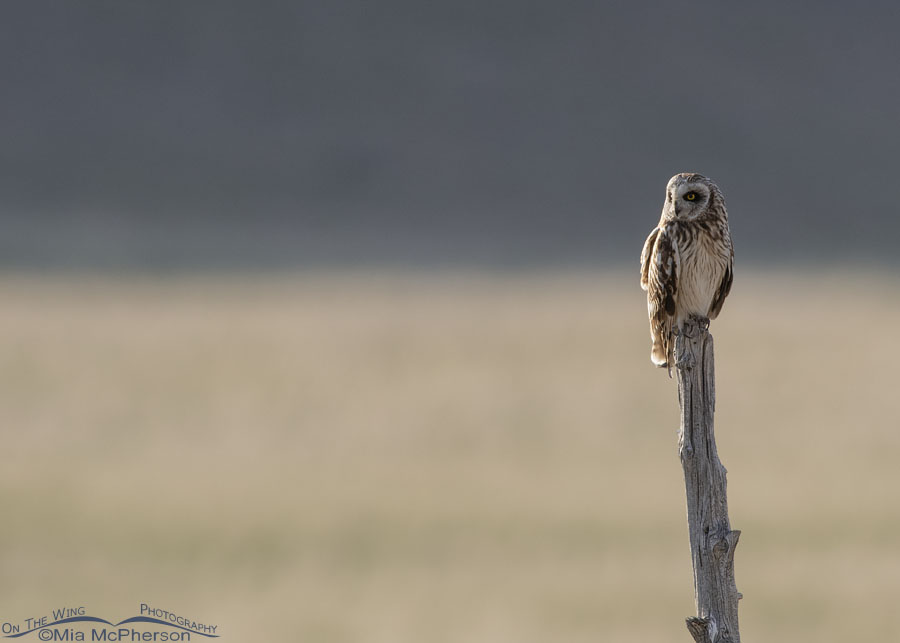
[2,604,218,641]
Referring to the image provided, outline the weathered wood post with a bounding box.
[674,318,742,643]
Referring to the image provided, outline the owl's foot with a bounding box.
[675,323,695,339]
[678,316,710,338]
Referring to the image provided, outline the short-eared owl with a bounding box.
[640,173,733,367]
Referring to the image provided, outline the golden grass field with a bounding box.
[0,268,899,642]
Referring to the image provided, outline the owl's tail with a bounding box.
[650,337,668,368]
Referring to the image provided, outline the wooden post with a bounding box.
[674,318,742,643]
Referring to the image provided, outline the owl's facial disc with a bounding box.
[672,183,709,218]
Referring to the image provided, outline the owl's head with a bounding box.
[662,173,722,221]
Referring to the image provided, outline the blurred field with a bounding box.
[0,269,899,642]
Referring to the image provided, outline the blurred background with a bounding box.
[1,2,899,641]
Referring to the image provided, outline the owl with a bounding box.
[640,173,733,368]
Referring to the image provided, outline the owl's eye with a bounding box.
[684,192,698,201]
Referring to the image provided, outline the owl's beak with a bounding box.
[674,203,683,216]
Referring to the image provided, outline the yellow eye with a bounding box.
[684,192,697,201]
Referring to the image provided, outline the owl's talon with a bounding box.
[679,322,697,339]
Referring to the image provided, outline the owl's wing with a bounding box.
[708,244,733,320]
[639,227,659,291]
[649,226,679,318]
[647,225,680,367]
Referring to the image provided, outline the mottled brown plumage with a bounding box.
[640,173,733,368]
